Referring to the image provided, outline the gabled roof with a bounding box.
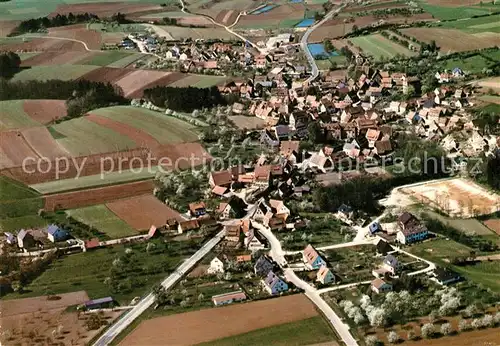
[398,212,416,226]
[264,271,284,288]
[210,170,233,186]
[179,220,200,230]
[371,278,390,289]
[383,254,399,268]
[280,140,300,155]
[212,185,228,196]
[304,244,321,266]
[189,201,206,213]
[376,239,392,255]
[254,255,274,276]
[317,265,333,281]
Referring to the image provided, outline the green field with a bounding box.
[439,13,500,33]
[315,55,348,70]
[351,34,415,60]
[168,74,226,88]
[92,106,199,143]
[441,54,494,74]
[0,100,41,130]
[0,0,172,20]
[51,117,137,156]
[480,95,500,105]
[200,317,335,346]
[30,168,159,194]
[66,205,137,238]
[419,210,495,236]
[11,65,100,82]
[3,240,194,303]
[88,23,147,33]
[0,176,44,230]
[107,53,145,68]
[419,2,497,21]
[79,51,140,67]
[139,11,195,18]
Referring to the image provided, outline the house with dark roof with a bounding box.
[262,271,288,295]
[382,254,401,275]
[84,297,114,310]
[376,239,392,255]
[432,267,462,285]
[46,224,69,243]
[254,255,275,277]
[396,212,429,244]
[17,230,35,249]
[303,244,326,270]
[369,222,382,234]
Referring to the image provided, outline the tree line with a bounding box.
[11,13,99,35]
[143,85,226,112]
[0,78,127,120]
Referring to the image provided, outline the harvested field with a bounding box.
[153,142,212,169]
[168,74,226,88]
[483,219,500,236]
[87,113,160,149]
[91,106,199,145]
[477,77,500,92]
[215,9,238,25]
[178,15,215,26]
[344,1,409,12]
[2,148,151,185]
[114,69,172,97]
[402,178,500,217]
[0,37,74,53]
[230,115,266,129]
[128,72,186,97]
[11,65,100,82]
[21,49,90,66]
[120,294,319,346]
[0,20,20,36]
[78,66,134,84]
[0,291,89,317]
[44,180,155,211]
[23,99,67,124]
[0,292,120,346]
[0,130,40,169]
[309,13,434,41]
[49,2,163,18]
[156,25,236,40]
[48,24,102,50]
[21,127,69,159]
[401,27,500,52]
[106,194,184,230]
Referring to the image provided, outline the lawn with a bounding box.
[350,34,415,60]
[66,205,138,239]
[3,239,202,304]
[480,95,500,105]
[315,55,348,70]
[11,65,100,82]
[453,261,500,293]
[0,176,44,221]
[30,168,159,194]
[418,210,495,236]
[91,106,199,144]
[80,51,139,67]
[51,117,137,156]
[0,215,48,232]
[107,53,145,68]
[168,74,227,88]
[440,54,493,74]
[419,2,495,20]
[408,238,475,264]
[0,100,41,130]
[199,316,336,346]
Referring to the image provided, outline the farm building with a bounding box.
[211,291,247,306]
[432,267,462,286]
[84,297,114,310]
[17,230,35,249]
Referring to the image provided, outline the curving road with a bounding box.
[92,230,225,346]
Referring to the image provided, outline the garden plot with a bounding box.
[403,178,500,217]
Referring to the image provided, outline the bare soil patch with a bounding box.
[0,292,122,346]
[403,178,500,217]
[120,294,319,346]
[483,219,500,235]
[127,72,186,98]
[114,69,170,97]
[229,115,266,129]
[44,180,154,211]
[106,194,184,230]
[0,291,89,317]
[78,66,135,84]
[21,126,69,159]
[0,20,20,37]
[23,99,67,124]
[344,2,409,12]
[0,130,40,169]
[48,24,102,50]
[178,16,214,26]
[477,77,500,92]
[22,50,91,66]
[86,113,160,148]
[401,27,500,52]
[3,38,82,55]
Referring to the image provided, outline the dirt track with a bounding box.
[120,294,319,346]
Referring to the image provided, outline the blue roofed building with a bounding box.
[262,271,288,295]
[46,224,69,243]
[84,297,114,310]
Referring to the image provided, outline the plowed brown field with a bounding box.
[23,99,67,124]
[49,2,162,17]
[127,72,186,98]
[21,127,69,158]
[106,194,184,230]
[120,294,319,346]
[48,24,102,50]
[44,180,154,211]
[87,113,160,148]
[114,70,171,97]
[0,130,40,169]
[78,66,134,83]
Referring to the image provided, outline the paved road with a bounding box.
[301,3,346,85]
[92,230,225,346]
[253,222,359,346]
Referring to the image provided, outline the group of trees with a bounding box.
[0,52,21,78]
[0,78,127,119]
[12,13,99,34]
[143,85,226,112]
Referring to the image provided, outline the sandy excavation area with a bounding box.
[403,178,500,217]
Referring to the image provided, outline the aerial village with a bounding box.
[1,0,500,345]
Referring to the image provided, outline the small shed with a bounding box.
[84,297,114,310]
